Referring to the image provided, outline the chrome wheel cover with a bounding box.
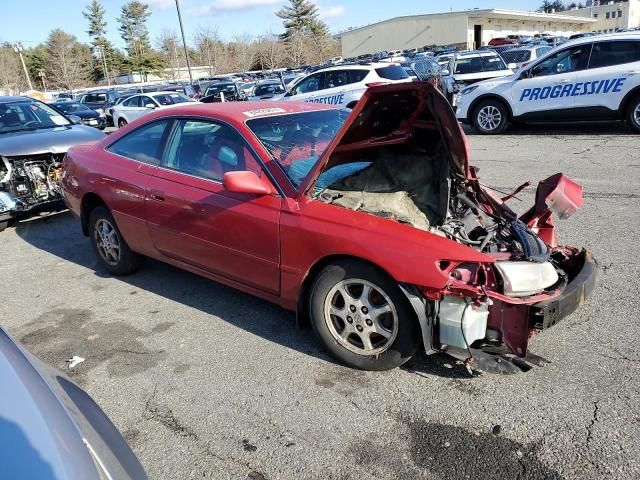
[323,279,398,356]
[94,219,121,266]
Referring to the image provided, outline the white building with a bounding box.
[557,0,640,33]
[337,8,597,57]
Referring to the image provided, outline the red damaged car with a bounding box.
[61,83,596,372]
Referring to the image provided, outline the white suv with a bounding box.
[442,51,513,102]
[277,63,412,108]
[456,32,640,134]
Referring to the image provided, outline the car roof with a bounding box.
[562,30,640,47]
[456,50,501,58]
[0,96,36,103]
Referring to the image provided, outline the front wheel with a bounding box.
[89,206,143,276]
[626,96,640,133]
[472,99,510,134]
[309,260,420,371]
[117,118,127,128]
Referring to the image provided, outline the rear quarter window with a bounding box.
[588,41,640,69]
[375,65,410,80]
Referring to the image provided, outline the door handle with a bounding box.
[625,71,640,76]
[554,79,571,84]
[150,190,165,202]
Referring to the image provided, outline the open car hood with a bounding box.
[300,82,468,197]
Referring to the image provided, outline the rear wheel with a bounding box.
[627,96,640,133]
[118,118,127,128]
[309,260,419,371]
[472,99,510,134]
[89,206,143,276]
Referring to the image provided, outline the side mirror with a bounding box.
[508,63,518,70]
[68,115,82,125]
[145,103,156,109]
[223,171,276,196]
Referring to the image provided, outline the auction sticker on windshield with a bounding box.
[243,108,287,118]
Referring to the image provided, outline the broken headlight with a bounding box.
[494,261,559,297]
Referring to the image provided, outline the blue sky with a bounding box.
[2,0,542,48]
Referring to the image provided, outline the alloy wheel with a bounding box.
[477,105,503,132]
[633,102,640,128]
[94,219,121,266]
[323,279,398,356]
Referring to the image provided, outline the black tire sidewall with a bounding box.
[118,118,127,128]
[309,260,420,371]
[627,97,640,132]
[472,99,510,134]
[89,206,142,276]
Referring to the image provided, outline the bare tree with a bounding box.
[0,44,26,94]
[44,29,93,89]
[231,34,257,72]
[286,29,308,68]
[157,29,182,79]
[256,32,286,71]
[192,26,226,76]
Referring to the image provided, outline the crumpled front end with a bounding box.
[0,153,65,224]
[420,173,596,372]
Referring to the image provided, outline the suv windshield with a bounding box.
[82,93,107,104]
[254,84,285,96]
[247,109,350,189]
[454,55,507,74]
[205,84,237,96]
[375,65,410,80]
[0,100,71,134]
[501,50,532,64]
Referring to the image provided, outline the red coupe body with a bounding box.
[61,83,595,371]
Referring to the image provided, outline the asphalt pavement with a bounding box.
[1,122,639,479]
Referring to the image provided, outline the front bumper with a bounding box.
[530,250,597,330]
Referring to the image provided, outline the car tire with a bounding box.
[118,118,127,128]
[309,260,420,371]
[89,206,143,276]
[472,99,510,134]
[626,96,640,133]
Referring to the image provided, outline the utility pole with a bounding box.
[13,43,33,91]
[98,44,110,86]
[174,0,193,84]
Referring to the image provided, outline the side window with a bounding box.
[349,70,369,83]
[106,120,170,165]
[123,96,140,107]
[141,96,155,107]
[528,45,591,78]
[536,47,551,57]
[163,120,262,182]
[293,74,323,95]
[324,70,349,89]
[588,41,640,69]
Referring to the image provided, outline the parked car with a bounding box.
[62,83,595,372]
[79,90,120,115]
[50,101,106,130]
[111,91,193,128]
[488,37,519,47]
[248,80,287,101]
[0,326,147,479]
[456,32,640,133]
[200,82,246,103]
[163,84,198,99]
[0,96,105,231]
[327,56,344,65]
[278,63,411,108]
[442,50,513,102]
[240,81,256,96]
[500,46,553,70]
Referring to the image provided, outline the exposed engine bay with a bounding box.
[0,154,64,220]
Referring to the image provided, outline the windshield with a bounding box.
[247,109,350,189]
[152,93,190,105]
[205,84,237,96]
[82,93,107,104]
[254,83,285,96]
[53,103,92,113]
[0,100,71,134]
[501,50,532,64]
[454,55,507,74]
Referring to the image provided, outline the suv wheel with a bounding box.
[472,99,510,134]
[118,118,127,128]
[309,260,419,371]
[89,206,143,275]
[627,96,640,133]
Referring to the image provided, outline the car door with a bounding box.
[145,118,282,295]
[287,72,324,103]
[101,119,172,255]
[574,39,640,117]
[115,95,143,123]
[510,43,591,120]
[317,69,353,106]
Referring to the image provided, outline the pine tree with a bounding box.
[276,0,329,40]
[117,1,164,80]
[83,0,122,81]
